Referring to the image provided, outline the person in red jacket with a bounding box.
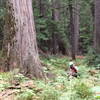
[69,61,78,77]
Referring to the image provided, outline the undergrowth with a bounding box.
[0,56,100,100]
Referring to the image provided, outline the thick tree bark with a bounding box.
[52,0,60,54]
[94,0,100,53]
[6,0,45,78]
[69,1,76,60]
[73,0,80,55]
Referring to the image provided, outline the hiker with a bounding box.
[69,61,78,77]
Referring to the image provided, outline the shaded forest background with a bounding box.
[0,0,94,55]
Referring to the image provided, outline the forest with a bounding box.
[0,0,100,100]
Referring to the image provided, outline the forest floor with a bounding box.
[0,56,100,100]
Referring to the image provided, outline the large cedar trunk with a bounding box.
[94,0,100,53]
[6,0,45,78]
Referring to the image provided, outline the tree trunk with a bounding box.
[52,0,60,54]
[91,1,95,48]
[39,0,46,17]
[94,0,100,53]
[69,1,76,60]
[6,0,45,78]
[73,0,80,55]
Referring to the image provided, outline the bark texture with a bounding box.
[69,1,76,60]
[73,0,80,55]
[52,0,60,54]
[94,0,100,53]
[7,0,44,78]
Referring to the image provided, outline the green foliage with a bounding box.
[33,0,71,52]
[40,87,60,100]
[0,0,94,54]
[96,96,100,99]
[0,72,12,91]
[42,56,69,69]
[13,71,29,83]
[85,48,100,68]
[33,80,61,100]
[0,83,10,92]
[74,82,93,99]
[16,90,34,100]
[92,86,100,99]
[0,57,100,100]
[0,72,13,81]
[80,33,93,53]
[79,0,93,54]
[32,0,94,54]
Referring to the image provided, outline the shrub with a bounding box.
[40,88,60,100]
[85,47,100,68]
[74,82,93,99]
[16,90,34,100]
